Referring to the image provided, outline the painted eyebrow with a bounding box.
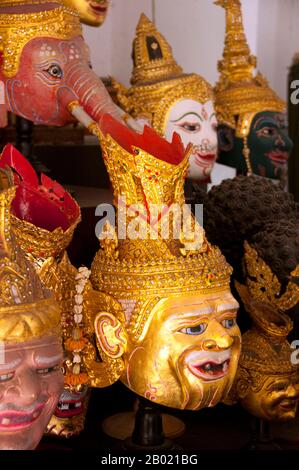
[216,303,239,313]
[0,357,23,371]
[179,307,214,317]
[167,307,214,320]
[35,58,63,70]
[170,112,203,123]
[164,297,223,313]
[253,116,278,129]
[209,112,216,122]
[34,354,63,366]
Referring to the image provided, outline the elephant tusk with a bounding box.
[116,106,144,134]
[67,101,98,134]
[68,101,144,135]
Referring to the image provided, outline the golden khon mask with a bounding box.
[229,285,299,422]
[84,115,241,410]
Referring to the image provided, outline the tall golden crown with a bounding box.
[131,13,182,85]
[90,116,232,342]
[114,14,213,136]
[214,0,285,137]
[0,181,61,343]
[243,242,299,313]
[0,0,81,77]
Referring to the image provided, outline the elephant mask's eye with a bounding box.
[46,64,63,79]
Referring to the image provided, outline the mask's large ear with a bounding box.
[0,80,7,128]
[94,312,127,359]
[82,288,127,388]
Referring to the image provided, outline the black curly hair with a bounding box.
[203,175,299,283]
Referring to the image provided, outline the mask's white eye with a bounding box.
[258,126,277,137]
[221,319,236,329]
[0,372,14,383]
[180,323,208,335]
[46,64,63,79]
[36,365,61,375]
[178,122,201,133]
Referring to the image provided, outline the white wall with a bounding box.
[110,0,153,86]
[257,0,299,100]
[82,10,112,77]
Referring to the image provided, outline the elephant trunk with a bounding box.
[59,64,143,133]
[64,64,122,123]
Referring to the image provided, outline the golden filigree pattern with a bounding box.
[0,3,81,77]
[228,286,299,420]
[11,214,80,264]
[244,242,299,312]
[131,13,182,85]
[0,186,61,343]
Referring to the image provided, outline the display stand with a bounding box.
[15,116,33,161]
[123,398,176,451]
[245,417,280,450]
[16,116,48,173]
[102,397,185,442]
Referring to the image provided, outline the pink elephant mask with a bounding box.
[0,1,122,128]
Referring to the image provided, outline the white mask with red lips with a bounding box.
[0,337,63,450]
[165,99,218,182]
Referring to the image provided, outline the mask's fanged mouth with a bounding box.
[55,398,84,419]
[190,359,230,381]
[279,399,297,412]
[0,404,45,430]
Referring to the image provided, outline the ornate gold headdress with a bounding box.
[90,116,232,344]
[214,0,285,139]
[231,285,296,401]
[114,13,213,136]
[0,181,61,344]
[244,241,299,313]
[0,0,81,78]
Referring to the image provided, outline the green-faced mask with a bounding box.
[218,111,293,180]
